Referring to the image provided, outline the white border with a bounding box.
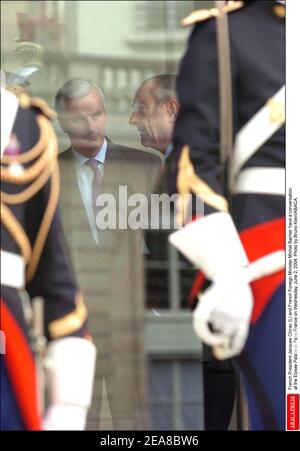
[286,0,300,431]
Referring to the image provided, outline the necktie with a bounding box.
[85,158,102,223]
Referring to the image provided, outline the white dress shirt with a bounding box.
[72,138,107,245]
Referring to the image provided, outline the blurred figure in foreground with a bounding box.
[1,84,96,430]
[169,0,285,430]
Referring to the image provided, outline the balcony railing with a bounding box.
[4,51,180,114]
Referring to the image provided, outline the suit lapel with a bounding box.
[102,139,126,180]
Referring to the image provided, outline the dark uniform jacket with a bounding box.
[1,92,88,430]
[1,96,88,341]
[170,0,285,322]
[171,0,285,230]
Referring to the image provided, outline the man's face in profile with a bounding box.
[129,82,173,153]
[58,87,107,157]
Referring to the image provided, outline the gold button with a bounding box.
[267,98,285,124]
[273,4,285,19]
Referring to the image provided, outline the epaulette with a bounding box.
[181,1,244,28]
[5,86,56,119]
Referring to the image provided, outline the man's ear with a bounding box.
[166,97,180,122]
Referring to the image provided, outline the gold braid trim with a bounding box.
[1,97,59,276]
[177,146,228,225]
[1,116,55,185]
[26,163,59,282]
[181,1,244,27]
[2,115,48,165]
[1,149,52,184]
[1,116,57,205]
[1,202,32,263]
[48,292,88,339]
[1,162,55,205]
[28,96,56,119]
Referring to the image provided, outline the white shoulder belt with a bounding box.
[229,85,285,196]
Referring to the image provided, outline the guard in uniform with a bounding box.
[0,86,96,430]
[168,1,285,430]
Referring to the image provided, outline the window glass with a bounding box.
[148,359,204,430]
[1,0,213,431]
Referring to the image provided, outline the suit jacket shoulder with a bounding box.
[107,140,161,165]
[58,147,73,160]
[107,140,162,193]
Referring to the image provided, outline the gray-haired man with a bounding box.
[129,74,179,160]
[56,77,160,244]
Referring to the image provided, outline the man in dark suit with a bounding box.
[129,74,179,161]
[130,74,236,431]
[55,77,161,430]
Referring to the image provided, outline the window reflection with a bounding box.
[1,0,213,431]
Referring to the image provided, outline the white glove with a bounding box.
[169,212,253,359]
[169,212,285,360]
[193,249,285,359]
[43,337,96,431]
[193,267,253,359]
